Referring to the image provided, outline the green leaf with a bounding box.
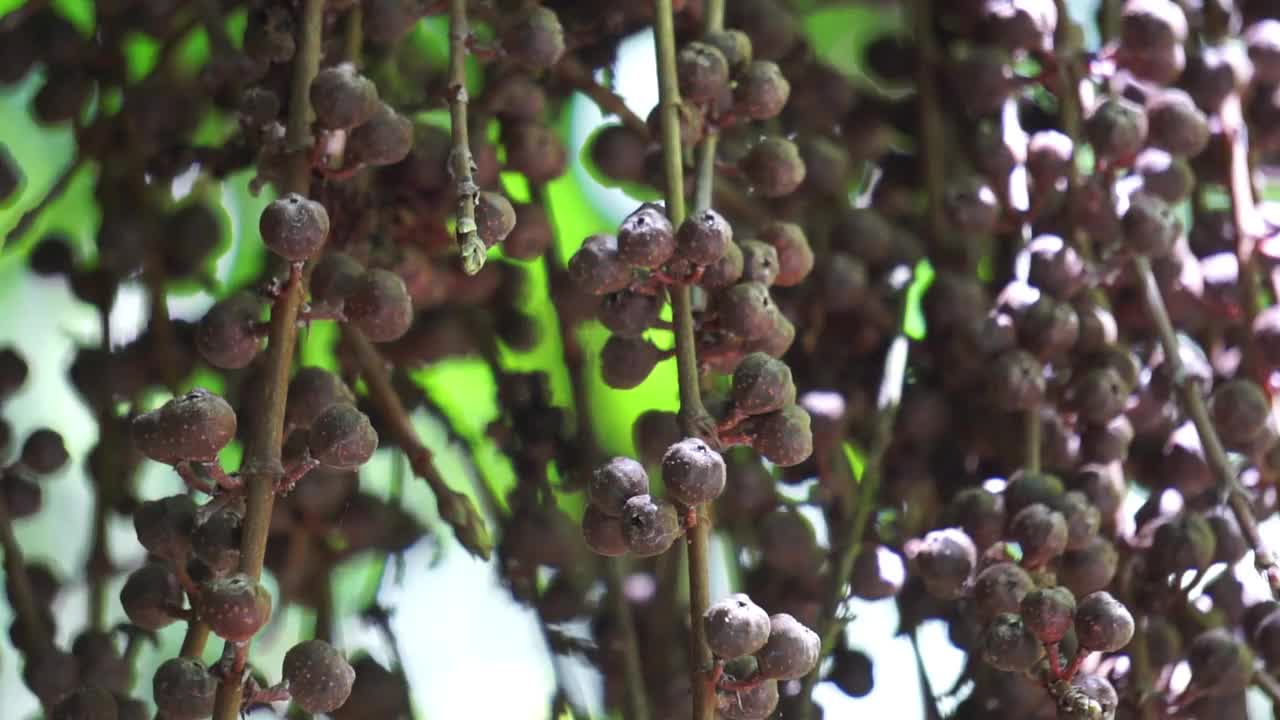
[802,4,902,79]
[903,258,934,340]
[843,442,866,484]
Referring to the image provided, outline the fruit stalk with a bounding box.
[799,331,909,720]
[1133,254,1280,597]
[691,0,723,213]
[210,0,325,717]
[555,56,650,138]
[652,0,714,717]
[0,492,51,659]
[449,0,485,275]
[345,329,492,559]
[1223,93,1264,370]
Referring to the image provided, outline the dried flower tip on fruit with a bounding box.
[260,193,329,262]
[131,389,237,464]
[704,593,771,659]
[283,639,356,713]
[621,494,682,557]
[589,456,650,517]
[199,573,272,642]
[618,203,676,269]
[308,403,378,470]
[755,613,820,680]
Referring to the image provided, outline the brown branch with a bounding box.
[345,329,492,559]
[209,0,325,717]
[554,56,650,139]
[449,0,485,275]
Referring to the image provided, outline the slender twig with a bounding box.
[3,155,84,247]
[1128,616,1158,720]
[210,1,324,717]
[1222,93,1264,375]
[653,1,716,717]
[345,330,492,559]
[448,0,485,275]
[1255,669,1280,706]
[0,494,52,660]
[799,332,909,719]
[554,56,650,139]
[1132,254,1280,597]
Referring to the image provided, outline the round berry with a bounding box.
[1085,96,1148,161]
[716,282,776,340]
[590,124,648,184]
[1074,591,1134,653]
[260,193,329,262]
[1020,586,1076,644]
[758,222,813,287]
[1058,674,1118,720]
[705,29,753,71]
[347,102,413,167]
[569,235,632,295]
[755,613,820,680]
[589,456,650,517]
[345,269,413,342]
[734,60,790,121]
[716,679,779,720]
[310,63,379,131]
[598,289,663,338]
[675,208,733,267]
[973,562,1035,623]
[1187,627,1254,697]
[678,42,730,106]
[196,293,263,369]
[504,123,567,183]
[503,202,553,260]
[740,136,805,198]
[308,403,378,470]
[0,347,28,398]
[133,494,197,560]
[199,573,272,642]
[704,593,771,659]
[120,563,183,631]
[192,507,243,576]
[132,389,237,464]
[738,240,780,287]
[987,349,1045,412]
[1148,513,1216,578]
[662,438,726,507]
[286,367,356,432]
[1009,503,1068,568]
[1208,379,1272,453]
[620,494,682,557]
[475,191,517,248]
[582,504,628,557]
[981,612,1044,673]
[907,527,977,599]
[731,352,795,417]
[283,639,356,714]
[310,253,365,308]
[617,203,676,269]
[153,657,216,720]
[600,336,667,389]
[21,428,67,475]
[743,404,812,467]
[501,7,565,71]
[944,175,1000,235]
[1147,88,1209,157]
